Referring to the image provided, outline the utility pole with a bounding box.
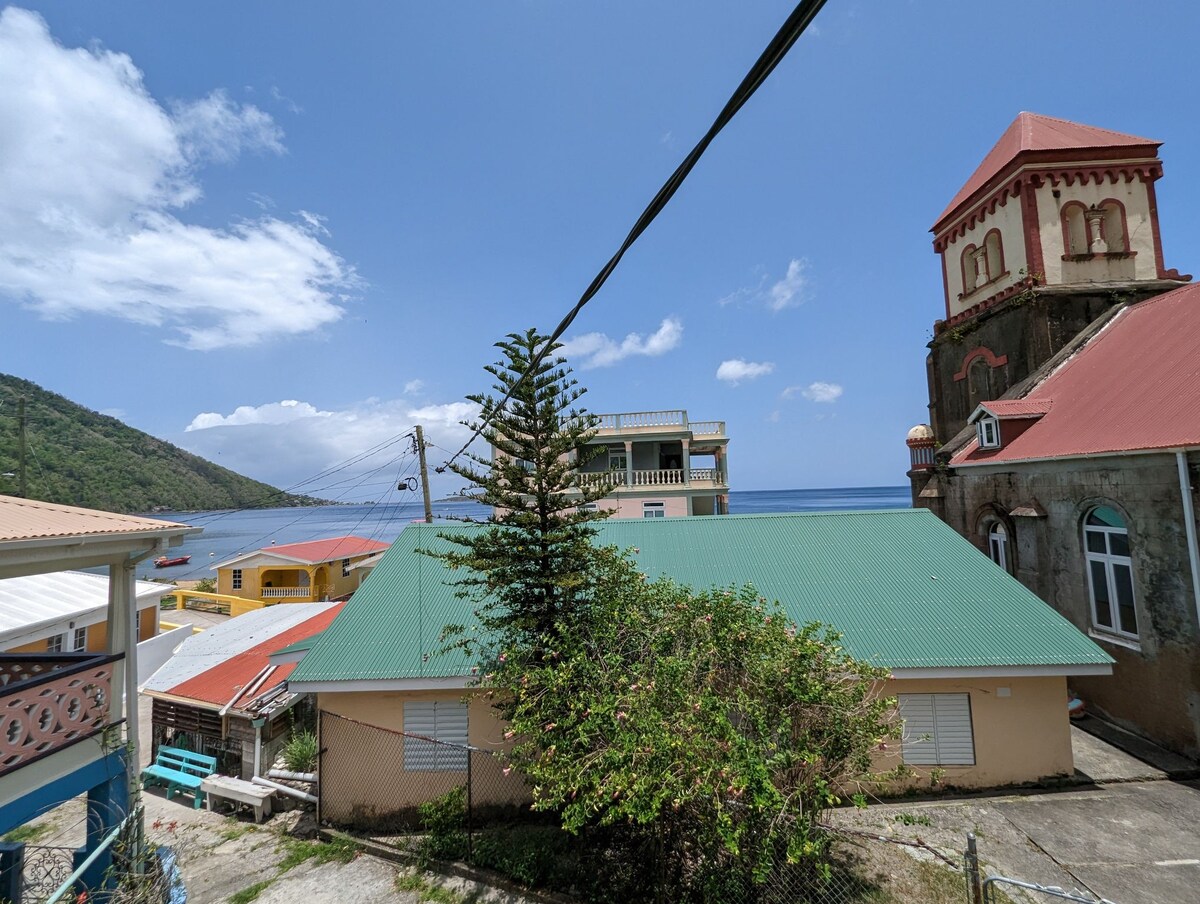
[17,396,27,499]
[415,425,433,524]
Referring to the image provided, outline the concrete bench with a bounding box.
[201,775,275,823]
[142,746,218,809]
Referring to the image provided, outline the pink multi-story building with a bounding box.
[574,409,729,518]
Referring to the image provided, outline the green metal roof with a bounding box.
[290,510,1113,685]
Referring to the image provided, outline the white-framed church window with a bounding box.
[987,522,1009,572]
[1084,506,1138,639]
[976,416,1000,449]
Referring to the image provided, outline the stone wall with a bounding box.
[916,452,1200,757]
[925,285,1171,443]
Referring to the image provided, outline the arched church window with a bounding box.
[983,230,1004,281]
[987,522,1009,572]
[1084,505,1138,639]
[1062,203,1088,255]
[961,244,978,293]
[968,358,992,405]
[1099,201,1128,252]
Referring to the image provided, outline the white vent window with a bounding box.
[898,693,975,766]
[403,702,469,772]
[342,558,352,578]
[976,416,1000,449]
[642,501,666,518]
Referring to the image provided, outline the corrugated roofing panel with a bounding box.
[142,601,341,693]
[953,284,1200,466]
[165,604,343,708]
[0,494,193,543]
[292,511,1110,684]
[0,571,175,643]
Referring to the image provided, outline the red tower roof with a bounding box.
[934,113,1160,232]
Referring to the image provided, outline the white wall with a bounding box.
[1035,176,1156,284]
[137,624,194,686]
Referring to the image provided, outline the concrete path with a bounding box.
[834,720,1200,903]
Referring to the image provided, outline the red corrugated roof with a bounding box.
[952,284,1200,466]
[261,536,389,564]
[934,113,1159,230]
[167,603,344,708]
[976,399,1053,420]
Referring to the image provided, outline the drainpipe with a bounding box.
[252,717,266,777]
[1176,450,1200,631]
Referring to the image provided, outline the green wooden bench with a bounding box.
[141,746,218,809]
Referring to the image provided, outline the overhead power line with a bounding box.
[438,0,829,473]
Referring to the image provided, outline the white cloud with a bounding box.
[403,379,425,395]
[559,317,682,369]
[0,8,354,350]
[719,258,811,312]
[716,359,774,385]
[178,396,480,500]
[767,258,811,312]
[799,382,844,403]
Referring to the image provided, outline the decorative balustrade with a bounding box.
[631,468,683,485]
[689,468,726,484]
[0,653,119,777]
[689,420,726,436]
[261,587,313,599]
[577,471,626,488]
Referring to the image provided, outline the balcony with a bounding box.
[0,653,120,778]
[592,410,726,438]
[261,586,316,599]
[577,468,727,490]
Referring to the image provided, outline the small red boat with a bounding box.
[154,555,191,568]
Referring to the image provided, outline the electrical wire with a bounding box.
[438,0,829,473]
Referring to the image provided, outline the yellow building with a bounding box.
[213,535,389,604]
[0,569,170,653]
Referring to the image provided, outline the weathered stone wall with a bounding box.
[917,453,1200,757]
[926,286,1168,443]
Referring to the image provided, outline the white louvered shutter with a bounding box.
[403,701,469,772]
[899,693,975,766]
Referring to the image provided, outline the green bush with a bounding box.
[282,730,318,772]
[417,787,468,862]
[194,577,216,593]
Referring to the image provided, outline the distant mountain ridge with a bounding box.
[0,374,330,514]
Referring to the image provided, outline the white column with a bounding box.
[107,559,139,764]
[681,439,691,486]
[624,441,633,488]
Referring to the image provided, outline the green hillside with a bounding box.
[0,374,329,514]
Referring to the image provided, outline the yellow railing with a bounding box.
[161,588,267,618]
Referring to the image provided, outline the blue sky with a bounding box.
[3,1,1200,500]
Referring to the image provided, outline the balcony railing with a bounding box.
[576,468,727,489]
[689,420,725,436]
[0,653,120,777]
[261,587,314,599]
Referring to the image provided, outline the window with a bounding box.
[976,416,999,449]
[1062,202,1089,255]
[136,609,142,637]
[72,627,88,651]
[608,448,628,471]
[579,503,599,513]
[403,702,469,772]
[987,522,1008,571]
[642,501,666,518]
[231,568,243,590]
[47,633,64,653]
[1084,506,1138,639]
[960,243,978,293]
[898,693,975,766]
[1099,201,1128,252]
[983,230,1004,281]
[342,558,352,578]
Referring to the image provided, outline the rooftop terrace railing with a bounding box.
[0,652,121,777]
[591,411,725,435]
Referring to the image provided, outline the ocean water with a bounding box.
[139,486,911,581]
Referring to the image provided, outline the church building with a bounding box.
[907,113,1200,759]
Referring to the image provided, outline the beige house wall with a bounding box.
[318,689,529,828]
[872,675,1072,789]
[5,603,159,653]
[317,675,1073,827]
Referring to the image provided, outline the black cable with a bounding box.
[438,0,829,473]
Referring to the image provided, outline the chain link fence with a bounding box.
[318,709,992,903]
